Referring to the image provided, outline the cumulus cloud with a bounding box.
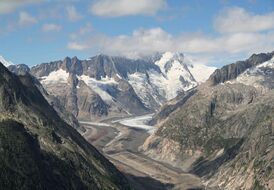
[18,11,37,26]
[42,23,62,32]
[214,7,274,33]
[66,5,83,22]
[0,0,42,14]
[67,6,274,65]
[90,0,166,17]
[67,27,274,62]
[68,28,274,56]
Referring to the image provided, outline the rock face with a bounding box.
[27,52,215,121]
[8,64,30,75]
[0,61,131,190]
[7,67,80,129]
[142,52,274,189]
[209,52,274,85]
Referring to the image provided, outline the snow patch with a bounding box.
[41,69,69,84]
[256,56,274,69]
[188,64,216,83]
[227,56,274,89]
[78,75,118,103]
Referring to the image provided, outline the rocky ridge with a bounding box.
[142,52,274,189]
[9,52,215,121]
[0,61,132,190]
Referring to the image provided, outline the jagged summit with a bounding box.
[9,52,216,121]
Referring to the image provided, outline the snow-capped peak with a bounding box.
[155,52,185,73]
[154,52,216,83]
[0,55,14,67]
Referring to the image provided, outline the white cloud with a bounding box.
[42,23,62,32]
[18,11,37,26]
[66,6,274,65]
[66,5,83,22]
[0,0,42,14]
[90,0,166,17]
[67,27,274,64]
[214,7,274,33]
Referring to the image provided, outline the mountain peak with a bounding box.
[0,55,14,67]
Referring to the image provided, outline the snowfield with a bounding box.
[41,69,69,84]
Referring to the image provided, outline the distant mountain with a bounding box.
[0,55,14,67]
[0,61,131,189]
[142,51,274,189]
[12,52,215,121]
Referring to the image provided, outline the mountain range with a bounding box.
[2,51,273,189]
[5,52,215,121]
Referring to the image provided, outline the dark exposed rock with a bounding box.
[76,81,109,120]
[8,66,80,129]
[149,88,197,125]
[209,52,274,85]
[8,64,30,75]
[0,61,132,190]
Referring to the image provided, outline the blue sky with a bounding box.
[0,0,274,67]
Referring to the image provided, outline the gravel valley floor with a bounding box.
[80,115,204,190]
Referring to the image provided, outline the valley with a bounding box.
[80,115,204,190]
[1,1,274,189]
[1,51,274,189]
